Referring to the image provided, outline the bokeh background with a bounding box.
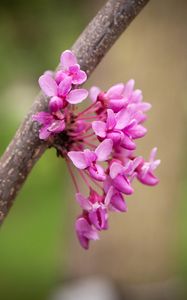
[0,0,187,299]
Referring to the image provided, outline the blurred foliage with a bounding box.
[0,0,89,299]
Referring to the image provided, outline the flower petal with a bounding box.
[76,193,92,211]
[110,192,127,212]
[49,96,63,112]
[95,139,113,161]
[89,86,101,103]
[121,135,136,150]
[39,126,51,140]
[106,83,125,98]
[38,74,57,97]
[68,151,88,169]
[88,164,106,182]
[137,171,159,186]
[115,108,133,130]
[89,208,108,230]
[47,120,65,133]
[32,112,52,125]
[58,77,72,97]
[123,79,135,98]
[110,162,124,179]
[108,98,128,112]
[75,217,99,249]
[127,124,147,139]
[92,121,106,138]
[113,174,134,195]
[67,89,88,104]
[106,109,116,130]
[72,69,87,85]
[60,50,77,69]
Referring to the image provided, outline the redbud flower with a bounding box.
[33,50,160,249]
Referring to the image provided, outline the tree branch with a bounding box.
[0,0,150,224]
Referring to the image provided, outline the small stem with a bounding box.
[84,170,103,191]
[78,170,92,189]
[76,102,97,117]
[65,158,79,193]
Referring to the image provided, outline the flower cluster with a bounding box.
[33,50,160,249]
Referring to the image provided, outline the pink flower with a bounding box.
[68,139,113,181]
[137,148,160,186]
[39,73,88,108]
[92,108,147,150]
[105,186,127,212]
[32,111,65,140]
[55,50,87,85]
[33,49,160,249]
[75,216,99,250]
[76,189,108,231]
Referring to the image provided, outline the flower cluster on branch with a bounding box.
[33,50,160,249]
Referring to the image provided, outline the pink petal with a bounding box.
[106,83,125,98]
[113,174,134,195]
[76,217,99,240]
[60,50,77,69]
[92,121,106,138]
[39,126,51,140]
[123,79,135,98]
[72,69,87,85]
[76,193,92,211]
[95,139,113,161]
[84,149,97,166]
[47,120,65,133]
[110,192,127,212]
[121,135,136,150]
[108,98,128,112]
[49,96,63,112]
[89,208,108,230]
[130,89,142,103]
[137,172,159,186]
[106,131,122,146]
[88,164,106,181]
[127,124,147,139]
[32,112,52,125]
[115,108,133,130]
[150,147,157,162]
[104,186,114,206]
[136,102,152,111]
[110,162,124,179]
[67,89,88,104]
[39,74,58,97]
[106,109,116,130]
[75,217,99,249]
[89,86,101,103]
[68,151,88,169]
[58,77,72,97]
[55,70,67,84]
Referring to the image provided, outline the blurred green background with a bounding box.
[0,0,187,299]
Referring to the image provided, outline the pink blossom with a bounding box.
[76,190,108,231]
[105,186,127,212]
[56,50,87,85]
[68,139,113,181]
[39,73,88,108]
[137,148,160,186]
[33,49,160,249]
[75,216,99,250]
[92,108,147,150]
[32,111,65,140]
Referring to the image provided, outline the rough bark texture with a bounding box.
[0,0,150,224]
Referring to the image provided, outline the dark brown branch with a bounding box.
[0,0,150,224]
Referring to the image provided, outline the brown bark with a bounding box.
[0,0,150,224]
